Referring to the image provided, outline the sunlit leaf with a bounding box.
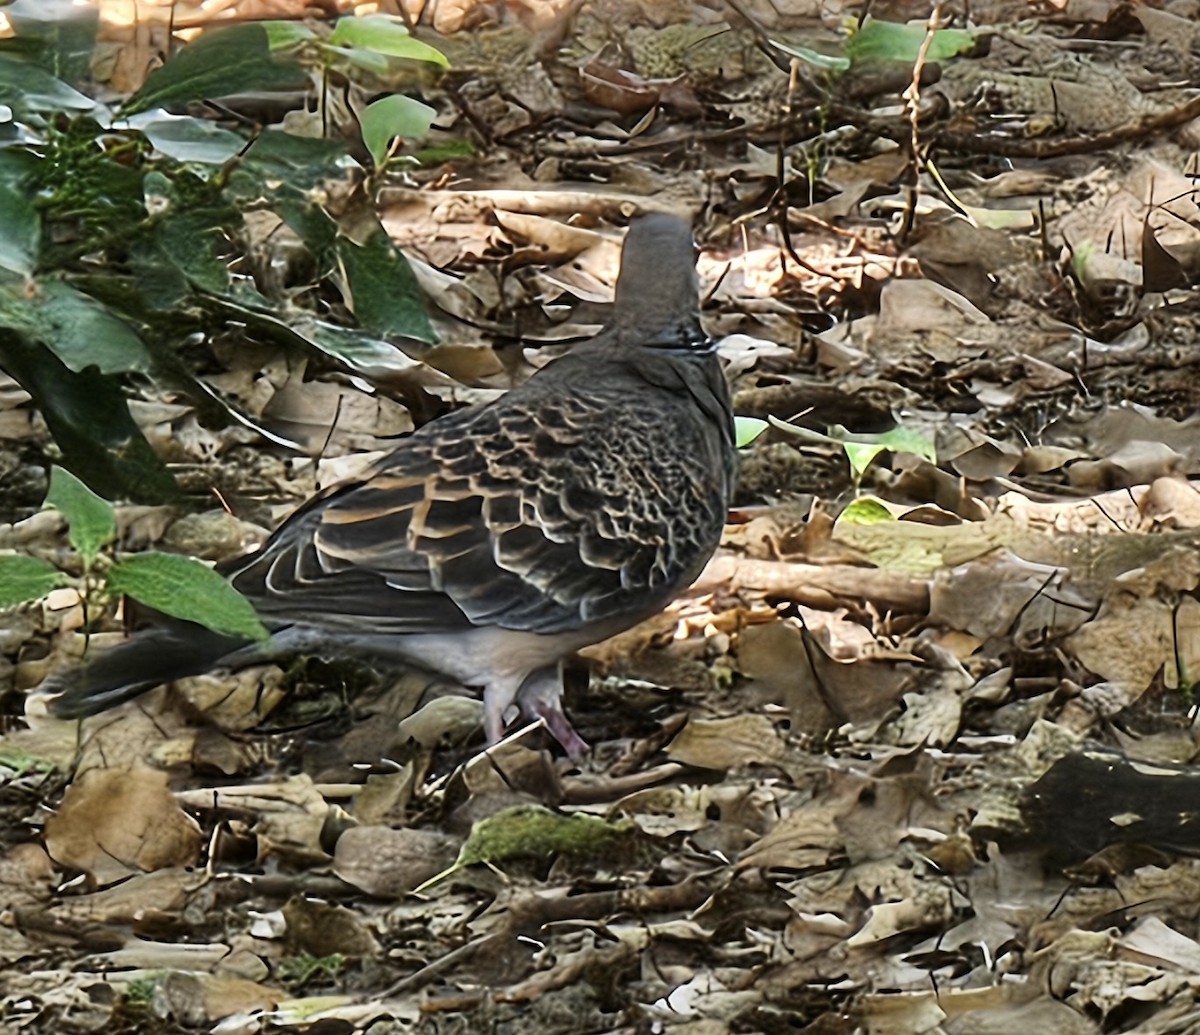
[328,16,449,66]
[0,554,65,608]
[845,18,980,66]
[360,94,436,165]
[131,112,247,164]
[735,416,769,448]
[768,38,850,73]
[107,552,269,641]
[839,497,896,525]
[46,465,116,566]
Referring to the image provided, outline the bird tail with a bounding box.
[38,625,248,718]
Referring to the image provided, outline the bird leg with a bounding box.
[482,679,521,745]
[516,664,589,759]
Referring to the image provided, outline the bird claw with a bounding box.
[497,665,589,759]
[523,697,589,760]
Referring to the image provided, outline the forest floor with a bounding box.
[7,0,1200,1032]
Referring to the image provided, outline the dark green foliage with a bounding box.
[0,12,446,503]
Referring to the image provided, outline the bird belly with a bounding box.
[370,626,587,690]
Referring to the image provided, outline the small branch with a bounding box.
[935,93,1200,159]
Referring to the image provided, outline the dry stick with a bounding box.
[378,874,722,999]
[818,90,1200,163]
[694,554,930,612]
[935,94,1200,159]
[898,3,942,245]
[722,0,794,75]
[773,58,827,279]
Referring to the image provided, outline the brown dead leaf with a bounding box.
[175,774,332,863]
[1118,916,1200,973]
[1068,594,1200,693]
[151,971,281,1026]
[44,766,202,883]
[283,896,381,957]
[334,826,460,899]
[0,843,55,910]
[50,867,197,924]
[579,55,701,116]
[666,715,786,770]
[846,883,956,947]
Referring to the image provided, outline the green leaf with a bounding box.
[768,39,850,73]
[0,554,66,608]
[360,95,436,166]
[132,112,247,164]
[156,207,234,293]
[300,321,429,374]
[845,19,980,67]
[227,130,354,204]
[123,23,308,116]
[1071,239,1094,280]
[843,441,886,483]
[0,744,56,776]
[197,291,434,376]
[839,425,936,484]
[735,416,769,448]
[3,0,100,83]
[0,331,178,503]
[859,425,938,463]
[274,195,338,275]
[0,180,40,275]
[839,497,896,526]
[46,465,116,566]
[0,275,152,374]
[262,21,317,51]
[107,552,269,641]
[0,55,99,117]
[130,240,189,311]
[328,46,390,76]
[0,156,40,277]
[328,16,449,66]
[410,138,474,166]
[336,229,434,341]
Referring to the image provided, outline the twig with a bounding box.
[935,93,1200,159]
[898,3,942,245]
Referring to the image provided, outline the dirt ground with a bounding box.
[7,0,1200,1032]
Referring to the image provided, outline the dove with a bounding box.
[41,213,736,756]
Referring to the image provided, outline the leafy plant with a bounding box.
[765,415,937,486]
[0,466,268,640]
[0,3,448,502]
[277,952,348,990]
[840,425,937,485]
[770,16,983,78]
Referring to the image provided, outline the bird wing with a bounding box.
[227,358,722,637]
